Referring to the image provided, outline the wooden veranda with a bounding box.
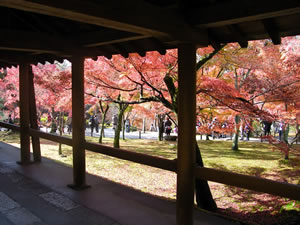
[0,1,299,225]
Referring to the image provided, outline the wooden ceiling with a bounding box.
[0,0,299,67]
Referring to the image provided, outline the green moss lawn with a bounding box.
[1,131,299,224]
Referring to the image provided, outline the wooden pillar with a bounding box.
[29,66,41,162]
[69,55,88,189]
[176,44,196,225]
[19,63,31,164]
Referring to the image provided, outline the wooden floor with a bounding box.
[0,142,239,225]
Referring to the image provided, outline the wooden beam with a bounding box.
[111,44,129,58]
[0,0,208,45]
[19,63,31,164]
[262,19,281,45]
[194,0,300,28]
[0,56,19,65]
[85,142,176,172]
[0,29,74,54]
[29,128,73,146]
[0,51,68,66]
[207,29,222,50]
[227,25,248,48]
[143,38,167,55]
[79,30,149,47]
[0,62,18,68]
[29,66,41,162]
[195,167,300,201]
[176,44,196,225]
[0,29,120,58]
[0,121,21,132]
[128,42,147,57]
[70,55,88,189]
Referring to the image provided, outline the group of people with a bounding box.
[262,120,285,141]
[3,111,286,142]
[150,116,175,136]
[111,114,131,132]
[243,120,285,141]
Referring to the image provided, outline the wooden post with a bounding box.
[29,66,41,162]
[19,63,31,164]
[69,55,88,189]
[176,44,196,225]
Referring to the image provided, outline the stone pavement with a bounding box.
[0,160,118,225]
[0,142,240,225]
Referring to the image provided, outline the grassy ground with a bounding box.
[1,130,299,225]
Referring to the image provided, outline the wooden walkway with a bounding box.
[0,142,239,225]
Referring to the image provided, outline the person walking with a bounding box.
[8,114,13,124]
[94,115,99,133]
[125,119,130,132]
[278,121,284,141]
[263,120,272,136]
[67,117,72,134]
[89,115,96,136]
[164,117,172,136]
[112,114,118,130]
[244,124,250,141]
[6,114,13,131]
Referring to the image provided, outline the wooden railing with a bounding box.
[0,122,21,132]
[85,141,177,172]
[195,167,300,200]
[1,121,299,201]
[29,128,73,146]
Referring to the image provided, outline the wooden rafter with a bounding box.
[0,0,208,45]
[194,0,300,28]
[227,25,248,48]
[262,18,281,45]
[142,38,167,55]
[78,30,149,47]
[0,28,74,55]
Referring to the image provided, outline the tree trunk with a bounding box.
[195,143,217,210]
[283,123,290,159]
[142,117,146,133]
[296,124,300,144]
[283,123,290,143]
[113,103,128,148]
[98,106,109,143]
[58,112,64,155]
[98,101,109,144]
[232,115,240,151]
[122,115,125,140]
[114,114,122,148]
[157,114,164,141]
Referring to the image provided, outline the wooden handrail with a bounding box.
[1,122,299,201]
[0,121,21,131]
[195,166,300,201]
[85,141,177,172]
[29,128,73,146]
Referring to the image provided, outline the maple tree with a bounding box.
[234,38,299,156]
[33,62,72,115]
[33,62,72,155]
[0,67,20,120]
[101,37,300,208]
[1,36,299,211]
[84,49,219,210]
[84,57,153,148]
[195,37,300,153]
